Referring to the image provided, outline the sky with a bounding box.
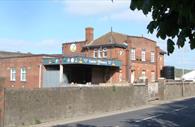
[0,0,194,69]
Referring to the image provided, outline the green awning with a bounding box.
[43,56,121,68]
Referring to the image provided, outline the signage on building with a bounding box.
[43,56,121,67]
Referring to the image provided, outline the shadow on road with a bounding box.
[53,98,195,127]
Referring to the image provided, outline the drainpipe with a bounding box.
[127,37,132,84]
[38,64,42,88]
[126,49,130,83]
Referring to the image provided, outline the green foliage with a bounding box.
[130,0,195,54]
[34,119,41,124]
[167,39,175,55]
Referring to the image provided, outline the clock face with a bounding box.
[70,44,77,52]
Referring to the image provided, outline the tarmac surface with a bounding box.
[32,97,195,127]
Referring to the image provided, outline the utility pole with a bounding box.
[181,49,185,96]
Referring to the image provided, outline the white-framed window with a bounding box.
[93,48,98,58]
[103,48,107,58]
[20,67,27,81]
[10,68,16,81]
[98,48,103,58]
[131,48,136,60]
[151,71,155,82]
[151,51,155,63]
[141,49,146,61]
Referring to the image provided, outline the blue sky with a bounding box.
[0,0,194,69]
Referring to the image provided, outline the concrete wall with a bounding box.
[3,86,147,127]
[2,81,195,127]
[159,81,195,100]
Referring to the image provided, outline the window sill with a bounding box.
[20,80,27,82]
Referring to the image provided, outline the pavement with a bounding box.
[31,96,195,127]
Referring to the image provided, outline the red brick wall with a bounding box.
[0,56,43,89]
[125,37,162,82]
[159,54,164,71]
[62,42,86,56]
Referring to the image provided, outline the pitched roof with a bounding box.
[87,32,128,46]
[84,31,157,49]
[83,32,129,49]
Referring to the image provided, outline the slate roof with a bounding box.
[83,31,157,49]
[83,32,128,49]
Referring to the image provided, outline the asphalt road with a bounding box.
[54,98,195,127]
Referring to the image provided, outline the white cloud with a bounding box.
[0,39,62,54]
[61,0,151,23]
[101,10,151,22]
[63,0,130,16]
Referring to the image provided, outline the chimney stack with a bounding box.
[85,27,94,43]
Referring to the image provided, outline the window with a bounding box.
[151,51,155,63]
[20,67,27,81]
[142,70,146,78]
[141,70,147,81]
[141,49,146,61]
[131,48,136,60]
[93,49,98,58]
[151,71,155,82]
[103,48,107,58]
[10,68,16,81]
[98,48,103,58]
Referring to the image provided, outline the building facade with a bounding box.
[0,55,47,89]
[0,27,165,88]
[62,27,165,84]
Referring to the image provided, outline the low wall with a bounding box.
[159,81,195,100]
[3,85,147,127]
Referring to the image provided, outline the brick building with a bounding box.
[0,27,165,88]
[62,27,165,84]
[0,55,51,89]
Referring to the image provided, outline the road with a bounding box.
[53,97,195,127]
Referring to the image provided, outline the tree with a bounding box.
[130,0,195,54]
